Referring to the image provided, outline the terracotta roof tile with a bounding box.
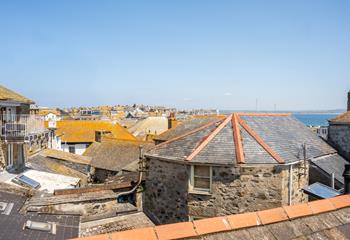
[193,216,231,235]
[329,195,350,209]
[155,222,197,240]
[283,203,313,219]
[308,199,336,214]
[258,207,288,225]
[109,227,157,240]
[227,212,260,229]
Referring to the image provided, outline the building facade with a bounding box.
[0,85,47,172]
[144,113,345,224]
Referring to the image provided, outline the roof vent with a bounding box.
[24,221,56,234]
[0,202,14,215]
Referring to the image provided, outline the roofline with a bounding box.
[153,116,225,141]
[151,118,225,150]
[236,112,292,117]
[73,194,350,240]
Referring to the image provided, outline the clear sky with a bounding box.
[0,0,349,110]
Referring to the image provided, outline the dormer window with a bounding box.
[189,165,212,194]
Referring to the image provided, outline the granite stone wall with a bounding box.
[144,158,189,224]
[144,158,309,224]
[328,124,350,160]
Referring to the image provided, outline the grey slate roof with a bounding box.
[311,154,349,184]
[147,114,341,166]
[154,117,223,142]
[0,190,79,240]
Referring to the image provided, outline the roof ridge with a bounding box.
[232,113,244,164]
[238,116,285,164]
[150,117,225,151]
[186,115,233,161]
[73,194,350,240]
[237,113,292,117]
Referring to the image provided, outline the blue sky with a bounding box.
[0,1,349,110]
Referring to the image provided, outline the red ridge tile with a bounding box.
[155,222,197,240]
[257,207,288,225]
[308,199,336,214]
[193,216,231,235]
[283,203,313,219]
[227,212,260,229]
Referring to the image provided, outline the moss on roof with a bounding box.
[56,120,137,143]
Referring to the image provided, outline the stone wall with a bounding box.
[328,124,350,160]
[143,158,189,224]
[188,163,308,219]
[144,157,309,224]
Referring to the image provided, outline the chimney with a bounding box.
[168,112,177,129]
[343,164,350,194]
[95,130,111,143]
[348,90,350,111]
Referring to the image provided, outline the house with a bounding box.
[143,113,347,224]
[74,194,350,240]
[129,116,169,141]
[83,135,153,182]
[328,90,350,160]
[0,85,47,172]
[38,108,61,121]
[53,120,137,155]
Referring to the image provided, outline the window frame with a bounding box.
[189,165,212,194]
[68,145,76,154]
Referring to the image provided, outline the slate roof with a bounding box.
[84,139,153,172]
[80,212,155,237]
[147,113,339,165]
[0,190,79,240]
[0,85,34,104]
[311,154,349,184]
[329,111,350,124]
[74,194,350,240]
[154,116,224,142]
[55,120,137,143]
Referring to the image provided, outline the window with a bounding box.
[190,165,212,193]
[68,145,75,154]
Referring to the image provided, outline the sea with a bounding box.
[220,110,341,126]
[293,113,339,127]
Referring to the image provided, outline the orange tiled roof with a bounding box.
[55,120,137,143]
[72,194,350,240]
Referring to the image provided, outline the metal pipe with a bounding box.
[116,146,144,201]
[331,172,335,189]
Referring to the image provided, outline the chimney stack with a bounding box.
[343,164,350,194]
[347,90,350,111]
[168,112,177,129]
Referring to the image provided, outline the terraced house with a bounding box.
[0,85,47,172]
[144,113,347,224]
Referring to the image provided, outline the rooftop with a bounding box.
[84,138,153,172]
[55,120,137,143]
[0,190,79,240]
[329,111,350,124]
[74,194,350,240]
[0,85,34,104]
[147,113,338,165]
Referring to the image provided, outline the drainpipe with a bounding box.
[116,146,144,202]
[343,164,350,194]
[288,164,293,205]
[331,172,335,189]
